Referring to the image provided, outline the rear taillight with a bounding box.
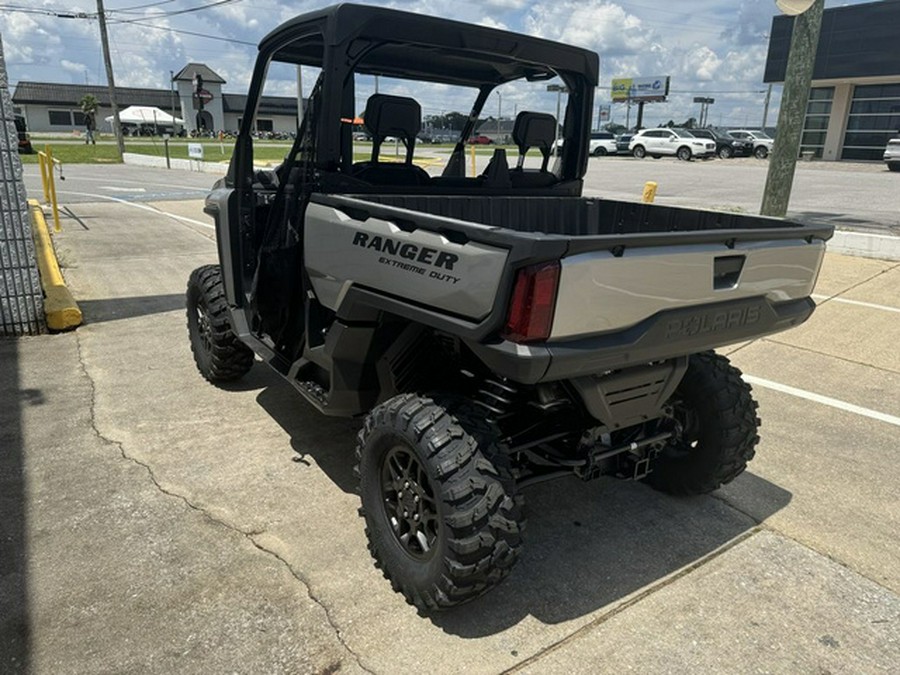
[503,261,560,343]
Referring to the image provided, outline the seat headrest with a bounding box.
[364,94,422,142]
[512,112,556,154]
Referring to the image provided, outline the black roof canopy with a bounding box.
[259,3,599,88]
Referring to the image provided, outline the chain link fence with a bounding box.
[0,35,44,335]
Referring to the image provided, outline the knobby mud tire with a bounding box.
[186,265,254,383]
[356,394,524,610]
[646,352,760,496]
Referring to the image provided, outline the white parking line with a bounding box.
[812,293,900,314]
[744,375,900,428]
[55,190,214,229]
[23,170,211,192]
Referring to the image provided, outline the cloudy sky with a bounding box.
[0,0,877,128]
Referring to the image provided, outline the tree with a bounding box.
[604,122,626,135]
[79,94,99,143]
[79,94,98,116]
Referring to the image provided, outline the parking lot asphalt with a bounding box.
[2,167,899,673]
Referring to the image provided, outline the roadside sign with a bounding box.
[194,89,213,105]
[611,76,670,103]
[188,143,204,160]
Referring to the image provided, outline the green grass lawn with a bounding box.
[19,137,516,165]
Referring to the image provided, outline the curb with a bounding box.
[827,229,900,262]
[28,199,83,331]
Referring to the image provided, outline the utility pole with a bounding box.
[761,0,824,217]
[296,65,303,129]
[96,0,125,160]
[169,69,177,134]
[496,92,502,142]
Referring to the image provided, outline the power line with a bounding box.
[108,17,257,45]
[111,0,178,11]
[110,0,242,23]
[0,5,96,18]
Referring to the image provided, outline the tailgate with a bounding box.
[551,238,825,340]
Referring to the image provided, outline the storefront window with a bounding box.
[801,87,833,158]
[842,83,900,160]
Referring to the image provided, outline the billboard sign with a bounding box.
[611,76,670,102]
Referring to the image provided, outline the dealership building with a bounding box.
[12,63,302,134]
[764,0,900,161]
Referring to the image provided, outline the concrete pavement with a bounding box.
[2,189,899,673]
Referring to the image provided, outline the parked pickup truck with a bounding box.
[186,3,832,611]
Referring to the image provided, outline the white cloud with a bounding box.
[0,0,878,126]
[60,59,87,75]
[525,1,655,57]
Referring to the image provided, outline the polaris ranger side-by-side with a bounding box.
[186,4,832,610]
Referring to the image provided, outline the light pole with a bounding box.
[761,0,824,217]
[496,92,502,142]
[169,70,177,134]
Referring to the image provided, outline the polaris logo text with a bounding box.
[665,305,761,339]
[352,232,459,271]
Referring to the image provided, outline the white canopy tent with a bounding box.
[105,106,183,126]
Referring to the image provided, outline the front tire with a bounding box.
[632,145,646,159]
[356,394,524,610]
[888,163,900,172]
[677,146,692,161]
[186,265,254,383]
[645,352,760,496]
[754,145,769,159]
[718,146,733,159]
[593,147,607,157]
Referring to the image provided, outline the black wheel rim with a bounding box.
[195,302,212,355]
[380,444,440,560]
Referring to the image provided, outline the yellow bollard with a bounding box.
[470,143,476,177]
[45,146,61,232]
[642,181,658,204]
[38,151,51,204]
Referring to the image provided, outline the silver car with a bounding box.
[884,138,900,172]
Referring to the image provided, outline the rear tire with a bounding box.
[754,145,769,159]
[593,147,607,157]
[186,265,254,383]
[677,146,692,161]
[356,394,524,610]
[645,352,760,496]
[718,146,733,159]
[888,163,900,172]
[632,145,646,159]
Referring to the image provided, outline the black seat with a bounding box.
[510,111,558,188]
[351,94,430,186]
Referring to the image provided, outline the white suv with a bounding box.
[588,131,618,156]
[728,129,774,159]
[883,138,900,172]
[553,131,618,157]
[628,128,716,161]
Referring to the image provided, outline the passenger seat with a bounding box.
[509,111,558,188]
[351,94,431,186]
